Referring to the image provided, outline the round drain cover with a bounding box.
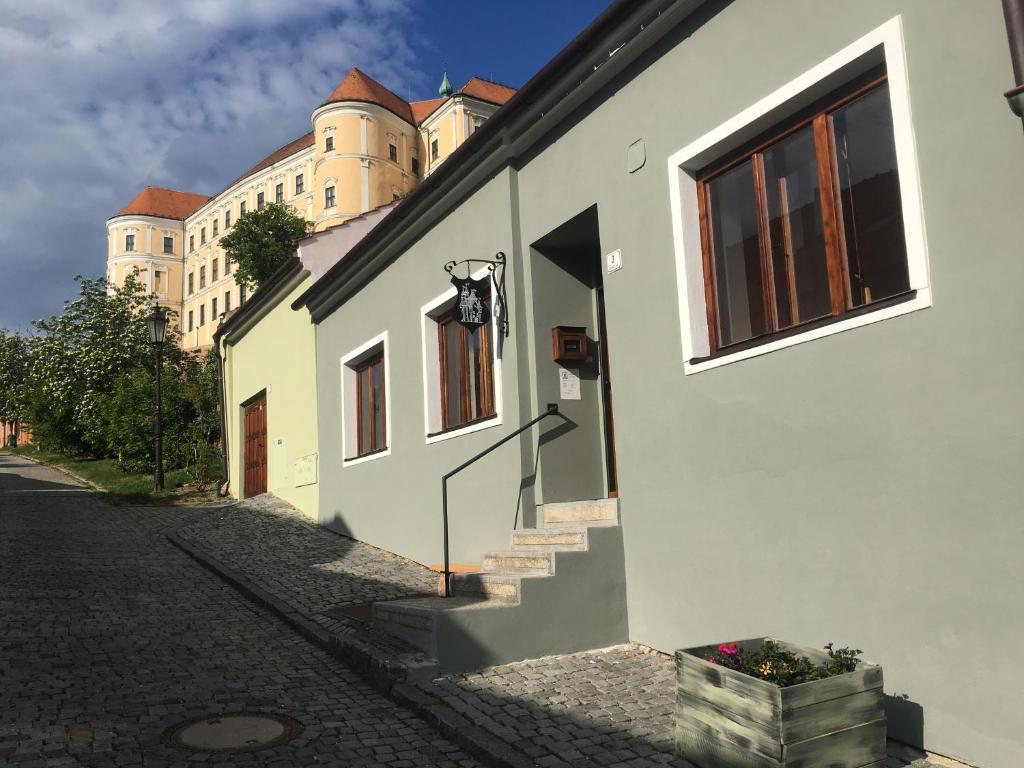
[163,712,302,753]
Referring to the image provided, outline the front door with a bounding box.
[243,394,267,497]
[596,285,618,496]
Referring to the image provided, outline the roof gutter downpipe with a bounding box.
[214,337,230,497]
[1003,0,1024,118]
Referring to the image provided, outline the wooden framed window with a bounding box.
[354,352,387,457]
[275,183,283,203]
[436,305,495,432]
[697,72,910,356]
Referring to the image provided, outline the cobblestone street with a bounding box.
[0,453,480,767]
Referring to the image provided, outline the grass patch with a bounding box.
[3,445,222,505]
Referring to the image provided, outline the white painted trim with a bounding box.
[340,331,392,467]
[420,267,504,444]
[666,15,931,375]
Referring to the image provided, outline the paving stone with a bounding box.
[0,455,480,767]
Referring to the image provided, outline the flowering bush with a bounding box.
[705,640,862,687]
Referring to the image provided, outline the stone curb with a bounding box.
[11,453,101,493]
[165,532,530,768]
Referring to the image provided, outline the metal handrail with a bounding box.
[441,403,560,597]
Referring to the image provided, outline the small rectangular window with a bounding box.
[437,302,495,431]
[224,255,230,275]
[355,352,387,457]
[212,258,219,282]
[225,210,231,228]
[325,186,336,208]
[257,192,265,211]
[199,265,206,289]
[199,304,206,326]
[295,173,304,194]
[163,235,173,254]
[240,201,247,216]
[125,233,135,252]
[188,273,194,295]
[212,220,219,237]
[224,291,231,313]
[200,227,206,245]
[189,234,195,252]
[153,270,164,293]
[431,138,439,162]
[389,143,397,162]
[211,297,218,318]
[240,285,247,305]
[275,183,283,204]
[188,310,194,332]
[411,155,420,177]
[325,135,334,152]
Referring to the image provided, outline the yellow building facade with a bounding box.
[107,69,515,352]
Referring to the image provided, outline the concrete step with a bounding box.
[449,572,541,603]
[541,498,619,528]
[511,527,588,551]
[371,596,496,655]
[481,550,554,574]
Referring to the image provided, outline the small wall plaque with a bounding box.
[607,249,622,273]
[559,367,581,400]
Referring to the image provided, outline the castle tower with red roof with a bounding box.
[107,67,516,351]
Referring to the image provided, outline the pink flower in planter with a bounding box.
[717,642,739,656]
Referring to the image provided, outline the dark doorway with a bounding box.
[531,206,618,500]
[243,393,268,497]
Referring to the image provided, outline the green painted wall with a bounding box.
[509,2,1024,766]
[223,275,319,518]
[309,2,1024,765]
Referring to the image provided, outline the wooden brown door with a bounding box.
[243,394,267,497]
[596,286,618,497]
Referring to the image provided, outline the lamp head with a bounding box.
[146,304,169,346]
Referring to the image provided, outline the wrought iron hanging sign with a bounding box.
[443,251,509,337]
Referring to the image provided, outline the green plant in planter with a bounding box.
[705,640,862,687]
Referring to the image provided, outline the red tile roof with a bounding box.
[410,97,446,124]
[458,77,517,106]
[229,131,315,189]
[115,187,210,220]
[323,67,414,123]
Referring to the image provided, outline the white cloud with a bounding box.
[0,0,428,330]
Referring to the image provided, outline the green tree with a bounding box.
[23,273,185,455]
[0,330,28,426]
[219,202,311,290]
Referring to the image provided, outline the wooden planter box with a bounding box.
[675,638,886,768]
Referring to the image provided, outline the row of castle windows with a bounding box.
[123,232,176,255]
[186,285,246,333]
[188,174,306,252]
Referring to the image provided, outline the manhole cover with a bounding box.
[163,712,302,753]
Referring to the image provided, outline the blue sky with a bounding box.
[0,0,610,332]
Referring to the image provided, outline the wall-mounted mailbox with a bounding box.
[551,326,588,364]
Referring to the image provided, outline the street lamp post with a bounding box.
[146,304,169,491]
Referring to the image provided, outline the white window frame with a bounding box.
[340,331,391,467]
[420,267,503,444]
[667,16,930,375]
